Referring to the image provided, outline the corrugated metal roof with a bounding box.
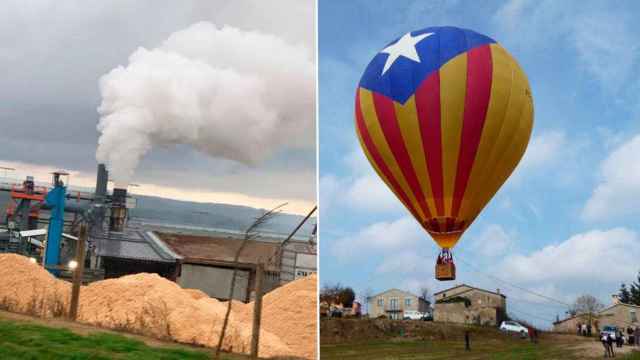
[92,228,178,263]
[157,232,280,270]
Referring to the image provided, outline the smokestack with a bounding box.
[96,164,108,200]
[109,188,127,232]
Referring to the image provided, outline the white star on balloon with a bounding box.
[380,32,434,75]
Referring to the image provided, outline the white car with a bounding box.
[403,310,426,320]
[500,321,528,335]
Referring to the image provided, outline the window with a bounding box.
[631,310,637,323]
[378,298,384,307]
[405,298,412,306]
[390,298,398,310]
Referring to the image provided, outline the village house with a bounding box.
[367,289,431,319]
[433,284,507,326]
[553,296,640,333]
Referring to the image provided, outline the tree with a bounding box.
[570,294,604,320]
[419,286,432,304]
[619,284,632,304]
[362,288,374,315]
[618,270,640,306]
[630,271,640,305]
[320,283,356,308]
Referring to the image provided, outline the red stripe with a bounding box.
[355,91,421,221]
[451,45,493,217]
[372,92,432,219]
[415,71,444,216]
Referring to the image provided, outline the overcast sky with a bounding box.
[0,0,316,214]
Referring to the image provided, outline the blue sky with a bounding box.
[319,0,640,328]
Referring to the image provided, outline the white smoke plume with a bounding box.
[96,22,315,185]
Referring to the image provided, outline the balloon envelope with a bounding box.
[355,26,533,249]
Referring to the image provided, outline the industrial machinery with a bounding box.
[0,164,135,279]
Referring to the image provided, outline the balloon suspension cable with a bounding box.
[437,248,453,264]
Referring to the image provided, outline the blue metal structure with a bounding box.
[44,173,66,274]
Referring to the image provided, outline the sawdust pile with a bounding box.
[0,254,317,359]
[236,274,318,359]
[0,254,70,317]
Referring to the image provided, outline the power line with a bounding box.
[509,306,557,324]
[455,252,571,307]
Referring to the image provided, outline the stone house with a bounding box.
[367,289,431,319]
[553,296,640,333]
[433,284,507,326]
[596,302,639,331]
[552,313,597,333]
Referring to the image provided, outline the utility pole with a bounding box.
[251,262,265,359]
[69,222,87,321]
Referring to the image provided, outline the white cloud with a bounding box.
[519,131,566,170]
[469,224,513,257]
[583,135,640,221]
[345,174,403,212]
[321,147,404,215]
[498,228,640,284]
[330,216,426,261]
[375,252,425,274]
[493,0,639,95]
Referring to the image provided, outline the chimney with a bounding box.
[109,188,127,232]
[612,294,620,305]
[95,164,108,200]
[496,288,500,295]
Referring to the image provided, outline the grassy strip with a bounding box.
[0,319,240,360]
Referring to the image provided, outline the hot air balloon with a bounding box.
[355,26,533,281]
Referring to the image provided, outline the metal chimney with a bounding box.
[109,188,127,232]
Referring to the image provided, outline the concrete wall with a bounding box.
[178,263,249,301]
[367,289,429,319]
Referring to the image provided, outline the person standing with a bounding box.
[607,334,616,357]
[587,323,592,337]
[636,325,640,346]
[577,322,582,336]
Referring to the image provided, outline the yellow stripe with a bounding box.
[358,88,427,222]
[439,53,467,216]
[356,121,416,218]
[458,44,514,220]
[467,45,533,222]
[394,96,438,217]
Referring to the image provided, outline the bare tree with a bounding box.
[570,294,604,326]
[362,288,373,315]
[215,203,285,359]
[571,294,604,315]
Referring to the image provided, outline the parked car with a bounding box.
[422,312,433,321]
[499,321,528,336]
[403,310,426,320]
[600,325,618,340]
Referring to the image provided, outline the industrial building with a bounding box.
[433,284,507,326]
[0,163,316,300]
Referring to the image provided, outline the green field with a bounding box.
[321,338,640,360]
[0,319,246,360]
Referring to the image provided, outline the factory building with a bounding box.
[157,233,316,301]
